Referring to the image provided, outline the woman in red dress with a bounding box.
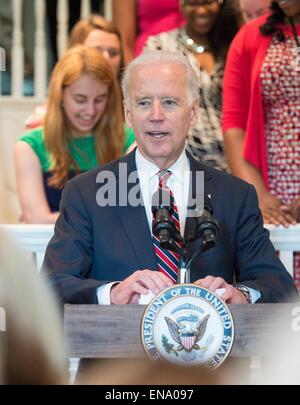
[222,0,300,288]
[112,0,185,64]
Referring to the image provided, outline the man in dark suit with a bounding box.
[43,51,298,305]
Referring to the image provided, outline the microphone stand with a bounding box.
[177,254,190,284]
[163,238,190,284]
[153,223,216,285]
[176,237,216,284]
[178,239,213,284]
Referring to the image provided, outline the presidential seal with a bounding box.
[141,284,234,369]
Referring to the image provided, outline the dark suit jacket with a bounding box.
[43,149,298,304]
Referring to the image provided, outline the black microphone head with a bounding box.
[152,187,176,244]
[194,196,219,250]
[196,212,219,237]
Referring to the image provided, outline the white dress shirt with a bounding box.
[135,148,190,237]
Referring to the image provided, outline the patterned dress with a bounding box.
[144,28,228,172]
[260,34,300,290]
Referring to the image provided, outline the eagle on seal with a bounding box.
[164,314,210,352]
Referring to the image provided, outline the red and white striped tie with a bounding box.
[152,170,182,283]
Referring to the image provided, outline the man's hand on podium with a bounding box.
[110,270,173,305]
[194,276,248,304]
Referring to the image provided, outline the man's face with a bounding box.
[124,63,198,169]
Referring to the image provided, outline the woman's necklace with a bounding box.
[180,29,211,54]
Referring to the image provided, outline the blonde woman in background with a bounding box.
[15,46,125,223]
[25,15,125,129]
[0,229,68,384]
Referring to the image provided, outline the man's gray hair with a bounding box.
[121,50,199,105]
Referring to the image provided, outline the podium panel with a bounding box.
[64,303,299,358]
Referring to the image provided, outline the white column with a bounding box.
[104,0,112,21]
[0,47,6,96]
[0,47,5,72]
[80,0,91,19]
[34,0,47,99]
[57,0,69,59]
[12,0,24,97]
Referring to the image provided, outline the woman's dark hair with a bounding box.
[207,0,242,61]
[260,1,285,41]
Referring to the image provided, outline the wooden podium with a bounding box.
[64,303,299,358]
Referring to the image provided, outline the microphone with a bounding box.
[195,196,219,250]
[152,188,177,248]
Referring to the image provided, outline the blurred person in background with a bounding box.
[68,14,124,80]
[76,358,221,385]
[238,0,271,23]
[15,46,126,224]
[222,0,300,289]
[25,15,127,129]
[144,0,241,171]
[112,0,185,65]
[0,229,68,384]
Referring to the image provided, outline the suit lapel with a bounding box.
[114,150,158,271]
